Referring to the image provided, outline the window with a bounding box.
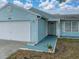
[65,21,71,32]
[62,21,79,32]
[72,21,78,32]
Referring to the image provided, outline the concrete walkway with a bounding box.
[21,36,57,53]
[0,39,26,59]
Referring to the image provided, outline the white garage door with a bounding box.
[0,21,31,42]
[0,22,10,39]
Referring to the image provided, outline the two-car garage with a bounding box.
[0,4,38,43]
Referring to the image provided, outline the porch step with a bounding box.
[20,45,48,52]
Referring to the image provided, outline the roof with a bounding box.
[0,3,59,19]
[0,2,79,19]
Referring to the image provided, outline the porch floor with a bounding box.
[20,36,57,53]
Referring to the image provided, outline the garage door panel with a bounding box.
[0,22,10,39]
[10,22,30,41]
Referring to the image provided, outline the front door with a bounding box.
[48,21,56,35]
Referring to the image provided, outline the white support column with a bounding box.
[56,20,60,38]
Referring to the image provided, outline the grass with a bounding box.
[7,38,79,59]
[59,38,79,42]
[55,38,79,59]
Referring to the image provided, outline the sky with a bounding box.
[0,0,79,8]
[0,0,79,12]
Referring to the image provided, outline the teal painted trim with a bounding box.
[61,32,79,37]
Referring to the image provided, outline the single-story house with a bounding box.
[0,3,79,53]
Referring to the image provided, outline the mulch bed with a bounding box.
[7,39,79,59]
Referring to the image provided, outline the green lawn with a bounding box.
[7,38,79,59]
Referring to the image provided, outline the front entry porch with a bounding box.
[20,21,59,53]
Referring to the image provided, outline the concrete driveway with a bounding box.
[0,39,26,59]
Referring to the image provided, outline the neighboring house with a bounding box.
[0,3,79,52]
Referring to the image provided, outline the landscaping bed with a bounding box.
[7,38,79,59]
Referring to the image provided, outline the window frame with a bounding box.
[63,21,79,32]
[64,21,71,32]
[72,21,78,32]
